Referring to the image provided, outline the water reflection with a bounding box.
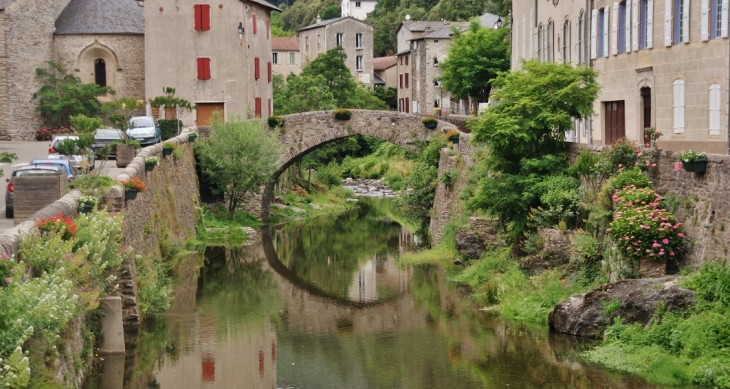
[86,200,678,389]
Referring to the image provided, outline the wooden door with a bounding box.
[196,103,224,126]
[604,101,625,145]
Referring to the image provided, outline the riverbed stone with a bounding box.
[548,277,695,338]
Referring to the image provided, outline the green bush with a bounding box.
[528,175,582,228]
[572,232,604,285]
[568,150,599,178]
[385,172,404,191]
[314,163,342,188]
[158,119,182,140]
[595,138,639,178]
[69,174,114,195]
[613,166,653,191]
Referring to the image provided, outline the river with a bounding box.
[85,199,675,389]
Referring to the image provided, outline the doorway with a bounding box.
[196,103,224,126]
[641,87,652,130]
[604,101,625,145]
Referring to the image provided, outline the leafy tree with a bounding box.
[148,87,194,118]
[273,73,336,114]
[320,4,340,19]
[32,61,113,127]
[196,116,282,219]
[438,19,510,111]
[430,0,491,21]
[467,60,599,238]
[280,0,339,31]
[0,152,18,177]
[101,98,145,142]
[300,46,357,107]
[371,5,428,56]
[271,11,293,37]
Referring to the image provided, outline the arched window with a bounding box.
[537,24,544,60]
[547,20,555,62]
[94,59,106,87]
[562,19,571,62]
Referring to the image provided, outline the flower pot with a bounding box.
[163,148,173,156]
[188,134,198,143]
[125,188,139,201]
[334,114,351,120]
[639,257,667,278]
[116,144,137,168]
[145,163,156,172]
[423,121,438,129]
[681,158,708,173]
[79,203,95,214]
[449,135,459,144]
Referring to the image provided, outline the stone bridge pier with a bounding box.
[261,109,460,218]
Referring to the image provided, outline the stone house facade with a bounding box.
[272,36,300,76]
[144,0,280,126]
[298,16,374,88]
[373,55,397,89]
[512,0,729,153]
[341,0,377,20]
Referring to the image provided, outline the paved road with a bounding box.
[0,141,126,230]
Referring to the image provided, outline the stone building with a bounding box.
[298,16,374,88]
[0,0,144,140]
[373,55,397,89]
[512,0,729,153]
[272,36,301,76]
[144,0,280,126]
[341,0,377,20]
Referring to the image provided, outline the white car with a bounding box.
[48,135,96,170]
[127,116,161,146]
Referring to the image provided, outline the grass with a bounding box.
[197,205,261,245]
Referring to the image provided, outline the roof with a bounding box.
[298,16,371,32]
[0,0,15,10]
[55,0,143,35]
[272,37,300,52]
[247,0,282,12]
[373,74,385,85]
[373,56,396,70]
[396,20,449,35]
[478,12,502,29]
[422,23,467,39]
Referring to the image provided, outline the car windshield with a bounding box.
[96,129,123,138]
[130,117,154,128]
[15,169,60,176]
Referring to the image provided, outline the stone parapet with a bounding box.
[429,132,472,245]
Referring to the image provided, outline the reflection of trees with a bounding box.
[272,201,404,298]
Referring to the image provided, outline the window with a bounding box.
[272,52,279,64]
[537,24,544,60]
[598,9,605,57]
[356,33,363,48]
[709,83,721,135]
[433,39,439,43]
[253,13,257,34]
[337,33,343,46]
[434,79,440,87]
[288,52,297,65]
[405,73,409,88]
[710,0,726,39]
[578,11,585,64]
[254,57,260,80]
[94,59,106,87]
[194,4,211,31]
[197,57,211,80]
[619,1,627,53]
[547,20,554,61]
[674,0,686,44]
[356,55,363,70]
[355,1,361,7]
[267,62,272,82]
[640,0,648,48]
[255,97,262,118]
[317,34,320,50]
[405,97,409,113]
[562,19,571,62]
[673,79,685,133]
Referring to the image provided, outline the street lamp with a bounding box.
[238,22,244,39]
[494,17,502,29]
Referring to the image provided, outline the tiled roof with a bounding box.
[272,37,299,51]
[422,23,468,39]
[298,16,371,31]
[398,20,449,34]
[478,12,502,29]
[55,0,143,34]
[248,0,282,12]
[373,56,396,70]
[0,0,16,10]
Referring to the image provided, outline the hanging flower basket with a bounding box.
[79,203,95,214]
[188,132,198,143]
[144,157,158,172]
[422,116,438,129]
[333,108,351,120]
[445,129,460,144]
[678,150,708,173]
[268,115,285,127]
[163,143,177,156]
[125,189,139,201]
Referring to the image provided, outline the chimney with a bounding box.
[316,14,321,24]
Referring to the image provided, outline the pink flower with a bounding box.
[638,152,643,157]
[674,162,683,171]
[662,238,669,245]
[606,228,612,232]
[618,164,623,168]
[658,147,662,151]
[669,251,675,256]
[652,243,661,248]
[677,232,686,238]
[4,277,10,285]
[645,143,650,147]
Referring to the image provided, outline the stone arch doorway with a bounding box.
[94,59,107,88]
[76,41,118,100]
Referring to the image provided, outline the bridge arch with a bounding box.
[261,109,459,218]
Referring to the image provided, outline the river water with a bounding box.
[86,199,674,389]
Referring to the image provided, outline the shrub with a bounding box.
[267,115,284,127]
[528,175,582,228]
[162,142,178,150]
[121,177,147,192]
[441,168,458,186]
[314,163,342,188]
[157,119,182,140]
[613,166,653,190]
[333,108,351,119]
[36,213,77,241]
[595,138,639,177]
[568,150,599,178]
[69,174,113,195]
[422,116,438,124]
[678,150,707,163]
[0,252,16,286]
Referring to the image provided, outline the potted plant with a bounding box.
[268,115,285,128]
[678,150,708,173]
[36,213,77,241]
[144,156,159,172]
[445,129,460,144]
[333,108,351,120]
[77,195,98,214]
[121,177,147,201]
[188,131,198,143]
[162,142,177,156]
[422,116,438,129]
[102,98,145,168]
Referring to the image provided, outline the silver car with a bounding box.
[127,116,161,146]
[48,135,96,170]
[5,165,65,218]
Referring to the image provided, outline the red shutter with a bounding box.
[201,4,210,31]
[194,5,202,31]
[399,74,403,88]
[197,57,211,80]
[405,73,409,88]
[267,62,272,82]
[253,13,257,34]
[405,97,410,113]
[255,97,262,118]
[254,57,260,80]
[266,20,270,39]
[268,98,272,116]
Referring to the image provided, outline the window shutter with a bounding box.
[197,58,211,80]
[632,0,640,50]
[709,84,720,134]
[647,0,654,47]
[201,4,210,30]
[405,55,408,66]
[701,0,709,40]
[399,74,403,88]
[625,0,633,52]
[405,97,409,113]
[722,0,728,37]
[591,10,598,59]
[514,18,519,60]
[612,3,619,55]
[683,0,690,43]
[254,57,260,80]
[603,11,610,57]
[673,80,685,133]
[268,98,272,117]
[253,13,257,34]
[194,5,202,31]
[255,97,262,118]
[266,19,270,39]
[575,15,580,63]
[405,73,409,88]
[267,62,272,82]
[665,0,673,46]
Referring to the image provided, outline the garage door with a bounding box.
[197,103,224,126]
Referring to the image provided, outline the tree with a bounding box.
[430,0,491,21]
[101,98,145,142]
[300,46,357,107]
[371,5,427,56]
[467,60,600,237]
[320,4,340,19]
[438,19,510,111]
[33,61,114,127]
[196,116,282,219]
[273,73,336,114]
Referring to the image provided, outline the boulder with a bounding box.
[454,217,501,259]
[548,277,695,338]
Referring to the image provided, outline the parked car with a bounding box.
[92,128,124,158]
[127,116,161,146]
[5,165,65,218]
[48,135,96,170]
[29,159,75,181]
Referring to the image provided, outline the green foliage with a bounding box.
[33,61,113,127]
[0,152,18,177]
[148,87,194,118]
[594,138,640,177]
[69,114,103,135]
[314,163,343,188]
[371,5,428,56]
[572,232,604,285]
[135,254,173,316]
[613,166,653,190]
[270,11,292,37]
[101,98,145,140]
[273,73,336,114]
[280,0,339,31]
[158,119,183,140]
[440,168,458,186]
[196,116,282,219]
[567,150,598,178]
[678,149,708,163]
[438,19,510,105]
[527,175,582,229]
[301,46,357,107]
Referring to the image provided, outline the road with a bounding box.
[0,141,126,231]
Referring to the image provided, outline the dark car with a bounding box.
[93,128,124,157]
[5,165,65,218]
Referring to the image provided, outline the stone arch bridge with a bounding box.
[260,109,463,217]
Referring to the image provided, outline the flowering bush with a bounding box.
[608,185,685,260]
[422,116,438,124]
[34,126,76,141]
[76,195,98,206]
[643,127,662,146]
[0,252,16,287]
[36,213,77,241]
[595,135,662,178]
[678,149,707,163]
[121,177,146,192]
[333,108,351,119]
[144,156,159,165]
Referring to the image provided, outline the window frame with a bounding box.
[356,33,363,49]
[194,4,211,31]
[356,55,363,71]
[673,78,686,133]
